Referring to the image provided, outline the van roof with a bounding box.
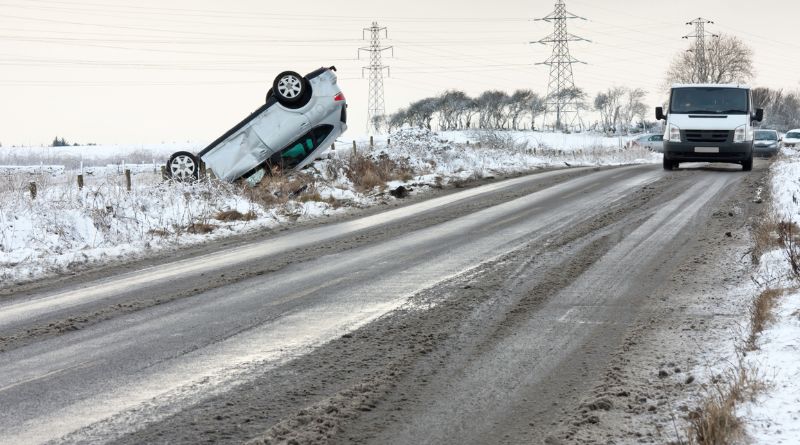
[671,83,750,89]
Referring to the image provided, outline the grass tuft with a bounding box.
[688,356,767,445]
[746,288,785,350]
[214,209,257,222]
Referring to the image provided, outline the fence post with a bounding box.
[331,142,336,150]
[387,138,391,146]
[370,135,374,148]
[77,174,84,190]
[352,140,357,157]
[29,182,37,200]
[125,169,132,192]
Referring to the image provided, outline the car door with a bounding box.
[649,134,664,152]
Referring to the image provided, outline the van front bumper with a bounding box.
[663,141,753,163]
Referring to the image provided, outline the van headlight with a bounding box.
[667,124,681,143]
[733,125,752,143]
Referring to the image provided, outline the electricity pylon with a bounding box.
[533,0,589,131]
[683,17,718,83]
[359,22,393,134]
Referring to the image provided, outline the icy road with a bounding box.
[0,162,766,444]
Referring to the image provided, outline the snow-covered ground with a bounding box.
[739,148,800,443]
[0,128,658,285]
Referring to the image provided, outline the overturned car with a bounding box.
[167,66,347,182]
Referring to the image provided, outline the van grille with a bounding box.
[684,130,731,143]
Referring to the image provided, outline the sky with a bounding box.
[0,0,799,146]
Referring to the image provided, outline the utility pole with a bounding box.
[359,22,393,135]
[683,18,718,83]
[534,0,589,132]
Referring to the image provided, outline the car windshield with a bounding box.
[670,87,749,115]
[754,131,777,141]
[787,132,800,139]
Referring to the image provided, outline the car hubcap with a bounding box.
[278,75,302,99]
[170,155,196,179]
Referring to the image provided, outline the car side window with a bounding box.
[273,125,335,169]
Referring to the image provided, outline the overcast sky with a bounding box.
[1,0,798,146]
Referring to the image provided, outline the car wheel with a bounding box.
[273,71,311,107]
[662,157,674,170]
[742,157,753,171]
[168,151,200,181]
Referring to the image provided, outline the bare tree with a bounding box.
[753,87,800,132]
[507,89,534,130]
[476,91,508,129]
[529,94,546,130]
[406,97,439,130]
[388,109,408,132]
[594,87,624,131]
[437,90,468,131]
[620,88,648,133]
[665,34,754,85]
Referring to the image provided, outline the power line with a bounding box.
[359,22,393,135]
[534,0,590,131]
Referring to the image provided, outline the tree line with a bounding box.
[381,86,650,134]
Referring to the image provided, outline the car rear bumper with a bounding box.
[753,145,779,157]
[664,141,753,162]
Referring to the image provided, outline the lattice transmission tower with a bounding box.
[533,0,589,131]
[359,22,393,134]
[683,17,718,83]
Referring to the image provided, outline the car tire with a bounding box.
[662,157,675,170]
[742,157,753,172]
[273,71,311,107]
[168,151,200,181]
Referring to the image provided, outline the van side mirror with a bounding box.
[655,107,666,121]
[753,108,764,122]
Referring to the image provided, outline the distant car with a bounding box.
[782,129,800,149]
[167,66,347,182]
[753,129,780,157]
[628,133,664,152]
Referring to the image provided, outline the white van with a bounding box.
[655,84,763,171]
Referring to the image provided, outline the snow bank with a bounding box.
[739,147,800,443]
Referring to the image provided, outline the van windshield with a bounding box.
[670,87,749,115]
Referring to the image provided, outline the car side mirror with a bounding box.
[754,108,764,122]
[655,107,666,121]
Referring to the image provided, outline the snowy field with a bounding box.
[0,129,658,285]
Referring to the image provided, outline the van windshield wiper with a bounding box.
[682,110,721,114]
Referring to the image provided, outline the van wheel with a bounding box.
[742,158,753,171]
[168,151,200,181]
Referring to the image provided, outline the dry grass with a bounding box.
[186,222,216,234]
[688,356,767,445]
[751,212,782,264]
[746,288,785,350]
[214,209,257,222]
[345,153,413,192]
[776,221,800,278]
[244,172,321,207]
